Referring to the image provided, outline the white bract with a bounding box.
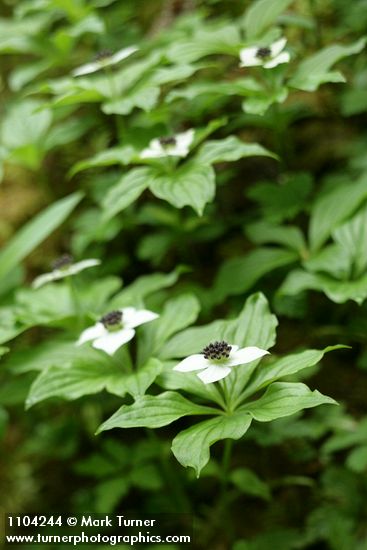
[173,342,269,384]
[72,46,138,77]
[32,258,100,289]
[239,38,290,69]
[76,307,159,355]
[140,129,195,159]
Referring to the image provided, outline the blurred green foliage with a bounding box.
[1,0,367,548]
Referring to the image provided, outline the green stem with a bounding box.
[220,377,233,413]
[146,430,190,513]
[309,0,322,47]
[114,345,133,372]
[203,438,235,545]
[104,66,125,139]
[220,438,233,494]
[67,276,83,329]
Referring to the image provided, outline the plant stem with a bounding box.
[146,430,191,513]
[114,345,133,372]
[309,0,322,47]
[220,438,233,494]
[67,276,83,329]
[104,66,125,139]
[203,438,235,546]
[220,377,233,413]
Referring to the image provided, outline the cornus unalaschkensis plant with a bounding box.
[1,0,366,546]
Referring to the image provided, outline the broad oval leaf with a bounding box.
[290,38,366,92]
[241,382,337,421]
[97,391,219,432]
[102,167,152,220]
[0,192,83,283]
[172,412,252,476]
[26,356,163,409]
[241,346,346,400]
[195,136,276,165]
[309,173,367,251]
[150,162,215,216]
[213,247,298,303]
[150,293,201,351]
[243,0,294,39]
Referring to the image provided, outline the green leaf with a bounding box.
[109,269,180,309]
[242,346,345,400]
[150,293,200,351]
[241,382,337,421]
[230,468,271,500]
[150,63,201,86]
[52,89,104,107]
[290,37,366,91]
[159,366,225,408]
[16,277,117,327]
[95,477,130,513]
[230,292,278,351]
[246,221,306,253]
[150,162,215,215]
[346,445,367,473]
[309,173,367,251]
[0,306,27,345]
[130,463,162,490]
[3,339,82,374]
[26,354,119,408]
[102,167,151,220]
[160,319,231,360]
[304,244,351,280]
[280,268,367,305]
[0,192,82,283]
[119,358,163,399]
[102,85,160,115]
[242,87,288,115]
[26,355,162,408]
[70,145,137,176]
[243,0,294,39]
[195,136,276,164]
[248,173,313,223]
[213,247,298,303]
[9,60,51,92]
[97,391,219,432]
[160,292,277,360]
[322,419,367,455]
[172,412,252,476]
[333,204,367,278]
[166,24,241,63]
[161,293,277,406]
[223,293,278,401]
[166,78,262,103]
[1,99,52,150]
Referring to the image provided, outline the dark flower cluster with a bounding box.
[100,310,123,328]
[256,46,271,59]
[94,49,113,61]
[159,136,177,146]
[202,341,232,360]
[51,254,73,270]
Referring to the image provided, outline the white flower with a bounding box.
[173,340,269,384]
[140,129,195,159]
[76,307,159,355]
[239,38,290,69]
[32,255,100,289]
[72,46,139,77]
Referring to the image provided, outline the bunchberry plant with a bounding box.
[0,0,366,546]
